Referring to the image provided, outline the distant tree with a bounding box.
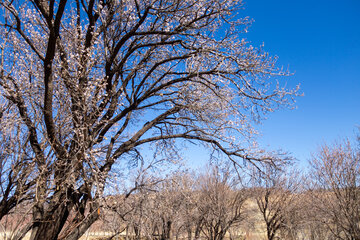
[300,192,335,240]
[97,167,165,240]
[0,0,298,239]
[149,173,195,240]
[308,138,360,240]
[108,189,154,240]
[252,166,300,240]
[194,165,249,240]
[103,171,195,240]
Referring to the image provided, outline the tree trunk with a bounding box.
[163,220,172,240]
[187,225,192,240]
[195,226,201,239]
[13,223,33,240]
[61,208,99,240]
[29,204,70,240]
[125,226,129,240]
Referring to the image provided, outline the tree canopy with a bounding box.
[0,0,298,239]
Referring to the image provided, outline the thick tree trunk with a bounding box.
[28,200,99,240]
[13,223,33,240]
[61,209,99,240]
[29,204,70,240]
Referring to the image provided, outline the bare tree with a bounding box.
[103,189,153,240]
[0,0,298,239]
[300,190,335,240]
[157,173,198,240]
[102,171,195,240]
[194,165,248,240]
[307,139,360,240]
[252,166,300,240]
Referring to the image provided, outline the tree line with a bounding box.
[93,136,359,240]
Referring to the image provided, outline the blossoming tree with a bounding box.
[0,0,298,239]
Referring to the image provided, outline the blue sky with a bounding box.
[184,0,360,169]
[243,0,360,166]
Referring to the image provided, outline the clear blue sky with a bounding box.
[243,0,360,166]
[184,0,360,169]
